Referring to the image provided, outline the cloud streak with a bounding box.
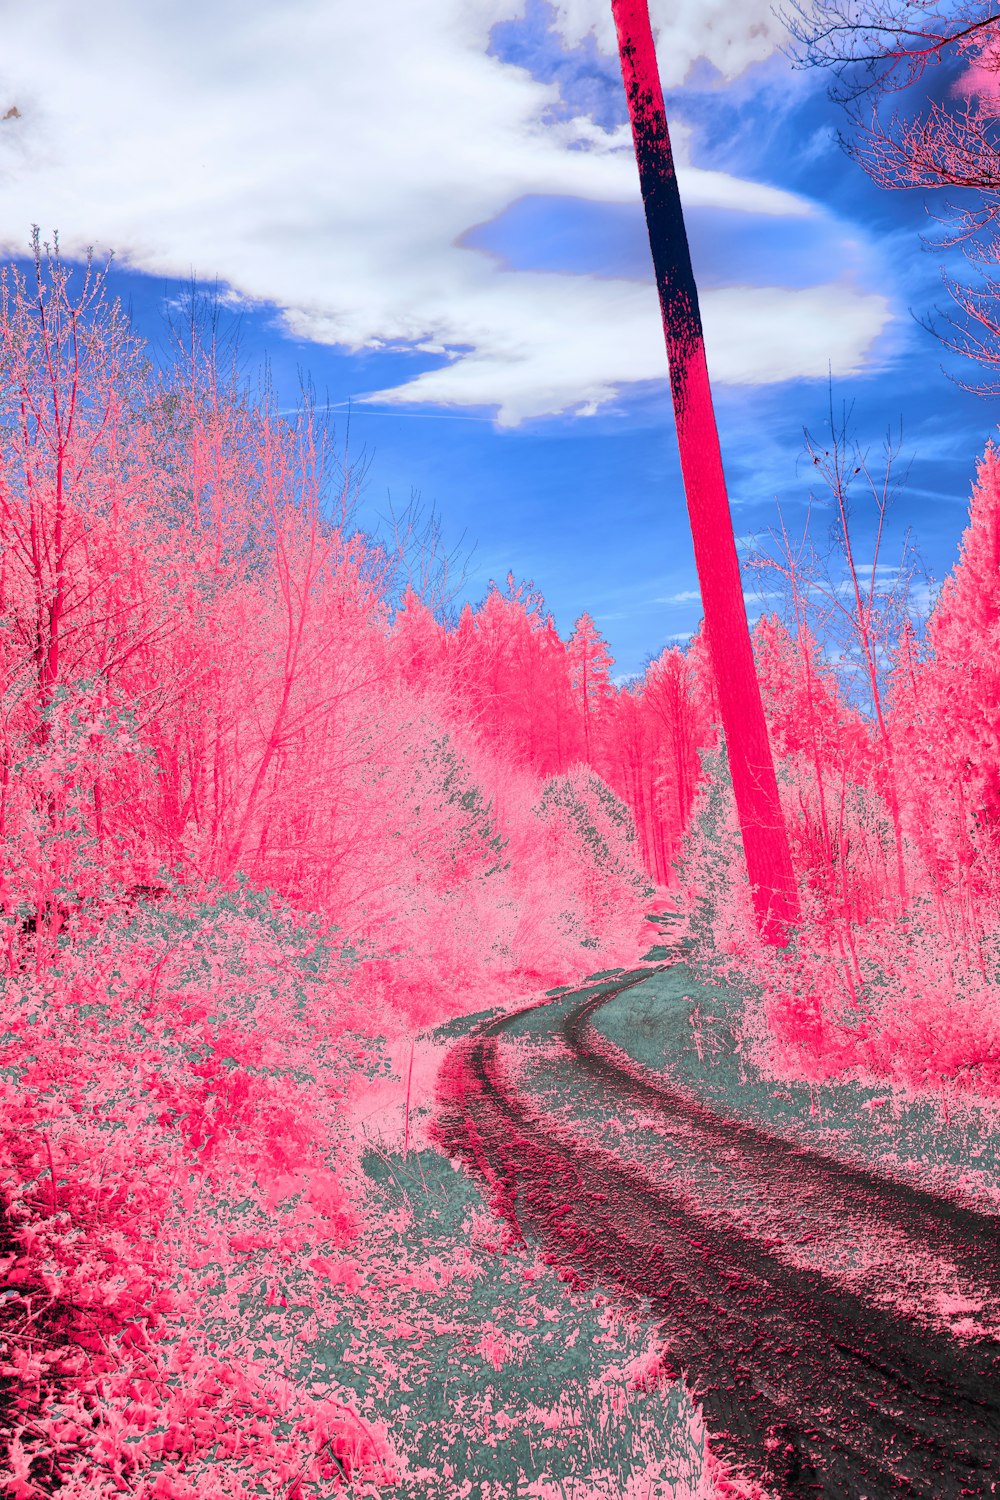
[361,275,891,425]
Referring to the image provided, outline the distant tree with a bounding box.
[567,612,615,765]
[922,444,1000,834]
[446,579,547,762]
[538,614,576,773]
[390,586,448,693]
[0,232,169,927]
[0,230,149,728]
[890,439,1000,883]
[747,399,929,912]
[753,614,871,773]
[786,0,1000,385]
[752,613,880,932]
[381,489,474,624]
[635,646,711,883]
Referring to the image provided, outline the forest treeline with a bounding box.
[0,247,663,1020]
[4,237,1000,1065]
[0,245,693,1495]
[3,244,998,1062]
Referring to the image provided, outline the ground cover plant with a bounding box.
[264,1030,764,1500]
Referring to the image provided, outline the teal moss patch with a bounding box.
[588,960,1000,1196]
[245,1142,714,1496]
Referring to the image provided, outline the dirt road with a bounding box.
[431,964,1000,1498]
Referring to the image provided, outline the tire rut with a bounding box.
[431,967,1000,1498]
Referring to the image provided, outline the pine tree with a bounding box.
[903,442,1000,842]
[567,612,614,766]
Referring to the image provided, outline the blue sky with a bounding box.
[0,0,994,679]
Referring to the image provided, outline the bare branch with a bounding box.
[786,2,1000,390]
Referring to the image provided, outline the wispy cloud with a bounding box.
[652,585,781,609]
[653,589,702,605]
[363,278,890,426]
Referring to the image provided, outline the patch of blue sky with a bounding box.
[460,194,864,290]
[489,0,626,133]
[58,247,995,680]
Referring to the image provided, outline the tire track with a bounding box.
[431,967,1000,1498]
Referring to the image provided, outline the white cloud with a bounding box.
[655,585,781,610]
[0,0,888,426]
[852,562,910,577]
[546,0,790,86]
[360,276,891,425]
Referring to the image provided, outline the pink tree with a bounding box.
[889,441,1000,944]
[567,611,615,767]
[642,645,714,881]
[0,234,169,933]
[921,441,1000,832]
[788,1,1000,387]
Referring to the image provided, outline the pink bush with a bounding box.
[679,440,1000,1104]
[0,886,400,1495]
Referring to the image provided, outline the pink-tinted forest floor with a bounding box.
[281,1135,729,1498]
[8,909,999,1496]
[258,933,741,1497]
[221,914,768,1499]
[344,906,1000,1494]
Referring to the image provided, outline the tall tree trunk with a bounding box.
[611,0,801,945]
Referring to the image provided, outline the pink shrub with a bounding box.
[0,885,401,1495]
[674,430,1000,1104]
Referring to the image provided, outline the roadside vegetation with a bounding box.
[678,415,1000,1113]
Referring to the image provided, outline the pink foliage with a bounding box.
[13,228,1000,1493]
[389,576,714,888]
[680,439,1000,1106]
[0,244,677,1490]
[0,888,398,1495]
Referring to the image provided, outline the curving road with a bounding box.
[431,961,1000,1498]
